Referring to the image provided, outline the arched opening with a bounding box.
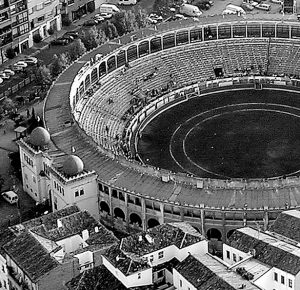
[227,229,235,240]
[138,40,149,57]
[130,213,142,227]
[84,75,90,90]
[127,45,138,62]
[147,218,160,229]
[114,207,125,220]
[207,228,222,241]
[100,201,110,214]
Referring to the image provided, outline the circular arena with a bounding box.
[45,14,300,245]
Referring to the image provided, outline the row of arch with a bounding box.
[100,201,160,228]
[72,20,300,110]
[100,201,235,240]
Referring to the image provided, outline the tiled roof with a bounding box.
[3,231,59,282]
[66,265,127,290]
[176,254,259,290]
[30,210,99,241]
[228,228,300,275]
[120,223,204,257]
[270,210,300,243]
[104,243,150,276]
[0,228,16,256]
[22,205,80,232]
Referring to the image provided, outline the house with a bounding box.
[224,226,300,290]
[102,222,208,289]
[0,206,118,290]
[173,254,260,290]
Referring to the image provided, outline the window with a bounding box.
[226,250,230,259]
[75,191,79,197]
[37,15,44,22]
[33,176,36,183]
[239,256,243,261]
[149,255,153,262]
[3,280,6,289]
[2,265,5,272]
[112,189,117,198]
[274,272,278,281]
[138,273,141,279]
[289,279,292,288]
[25,173,28,180]
[158,251,164,259]
[80,189,84,196]
[98,183,103,192]
[157,269,164,278]
[233,253,237,262]
[62,188,64,196]
[281,275,285,285]
[180,280,182,287]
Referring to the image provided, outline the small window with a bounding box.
[3,280,6,288]
[54,203,57,210]
[98,183,103,192]
[180,280,182,287]
[112,189,117,198]
[274,272,278,281]
[158,251,164,259]
[32,176,36,183]
[80,189,84,196]
[226,250,230,259]
[62,188,64,196]
[75,191,79,197]
[239,256,243,261]
[25,174,28,180]
[149,255,153,262]
[104,186,109,194]
[138,273,141,279]
[289,279,292,288]
[157,269,164,278]
[233,253,237,262]
[281,275,285,285]
[2,265,5,272]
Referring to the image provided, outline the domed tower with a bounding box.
[29,127,50,148]
[62,155,84,177]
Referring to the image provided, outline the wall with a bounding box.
[74,251,93,272]
[223,244,250,265]
[173,268,197,290]
[102,256,152,288]
[57,234,85,254]
[38,258,80,290]
[0,254,8,290]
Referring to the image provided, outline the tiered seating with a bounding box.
[77,38,271,155]
[268,39,300,76]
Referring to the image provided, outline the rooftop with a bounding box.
[120,222,204,257]
[270,209,300,243]
[175,254,259,290]
[3,231,59,282]
[66,265,127,290]
[228,227,300,275]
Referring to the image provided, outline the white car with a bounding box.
[94,14,105,23]
[99,12,113,19]
[1,191,19,204]
[3,69,15,76]
[0,72,10,79]
[255,3,271,10]
[147,13,163,24]
[14,61,28,68]
[21,56,38,65]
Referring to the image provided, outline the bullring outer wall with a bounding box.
[44,16,300,243]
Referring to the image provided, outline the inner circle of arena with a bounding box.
[45,16,300,245]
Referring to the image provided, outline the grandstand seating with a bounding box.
[75,38,300,155]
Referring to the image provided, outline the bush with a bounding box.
[47,27,55,35]
[6,47,16,59]
[62,14,72,26]
[87,1,95,13]
[33,34,42,43]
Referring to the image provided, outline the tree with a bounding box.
[135,9,149,29]
[6,47,16,59]
[68,39,86,61]
[33,34,42,43]
[80,27,106,51]
[103,21,118,39]
[2,98,16,112]
[50,53,69,78]
[34,65,52,90]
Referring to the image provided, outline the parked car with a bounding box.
[99,12,113,19]
[0,72,10,79]
[20,56,38,65]
[83,19,98,26]
[1,191,18,204]
[51,37,69,45]
[61,34,74,42]
[64,30,79,38]
[3,69,15,76]
[94,14,105,23]
[147,13,163,24]
[255,3,271,10]
[13,61,28,68]
[241,2,255,10]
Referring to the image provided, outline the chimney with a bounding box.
[57,219,63,228]
[95,226,99,233]
[82,229,89,241]
[145,234,154,244]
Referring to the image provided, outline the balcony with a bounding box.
[7,266,30,290]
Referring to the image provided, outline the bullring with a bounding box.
[44,14,300,245]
